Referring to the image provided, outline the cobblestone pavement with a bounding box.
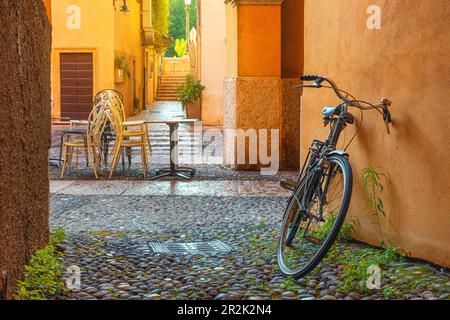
[50,176,450,301]
[49,102,449,301]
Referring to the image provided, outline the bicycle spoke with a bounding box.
[278,155,352,278]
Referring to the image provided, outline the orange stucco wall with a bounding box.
[302,0,450,266]
[237,5,281,77]
[281,0,304,78]
[44,0,51,20]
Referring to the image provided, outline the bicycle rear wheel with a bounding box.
[277,155,353,279]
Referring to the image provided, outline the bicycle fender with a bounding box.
[327,150,349,158]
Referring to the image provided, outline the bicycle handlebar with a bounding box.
[300,75,352,103]
[299,75,393,133]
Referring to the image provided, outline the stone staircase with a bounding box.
[156,74,187,101]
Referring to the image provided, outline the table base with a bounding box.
[151,167,196,180]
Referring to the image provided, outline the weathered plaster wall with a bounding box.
[281,0,304,78]
[114,0,143,115]
[237,4,281,77]
[281,79,301,170]
[200,0,226,126]
[302,0,450,266]
[0,0,51,298]
[51,0,115,118]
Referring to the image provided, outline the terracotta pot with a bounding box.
[185,99,202,120]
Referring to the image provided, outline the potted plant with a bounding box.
[114,56,130,84]
[176,75,205,120]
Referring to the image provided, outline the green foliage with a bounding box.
[282,277,300,292]
[166,0,198,57]
[152,0,170,35]
[50,227,66,246]
[152,0,170,54]
[256,218,267,231]
[340,218,356,241]
[311,213,355,242]
[333,245,403,295]
[174,38,187,57]
[15,229,67,300]
[361,167,388,246]
[176,74,204,105]
[115,56,130,77]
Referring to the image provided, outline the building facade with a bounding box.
[217,0,449,267]
[50,0,162,119]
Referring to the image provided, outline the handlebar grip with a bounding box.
[300,75,319,81]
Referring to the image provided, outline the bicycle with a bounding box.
[277,75,393,278]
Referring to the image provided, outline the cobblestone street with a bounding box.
[48,103,449,301]
[49,174,450,301]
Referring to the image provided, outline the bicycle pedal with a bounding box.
[280,179,296,191]
[304,235,323,245]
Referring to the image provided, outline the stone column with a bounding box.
[0,0,51,299]
[225,0,299,171]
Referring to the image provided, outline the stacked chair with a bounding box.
[60,89,152,179]
[102,91,151,178]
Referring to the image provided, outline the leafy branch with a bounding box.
[361,167,388,246]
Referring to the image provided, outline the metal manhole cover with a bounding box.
[149,240,233,255]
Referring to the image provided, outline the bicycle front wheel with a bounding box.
[277,155,353,279]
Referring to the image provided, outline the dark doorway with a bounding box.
[60,52,93,120]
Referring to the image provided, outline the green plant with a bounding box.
[115,56,130,78]
[256,218,266,231]
[174,38,187,57]
[50,227,66,245]
[15,229,67,300]
[152,0,169,36]
[166,0,198,57]
[333,245,403,295]
[362,167,388,246]
[176,74,204,106]
[310,214,355,242]
[282,277,299,292]
[152,0,170,54]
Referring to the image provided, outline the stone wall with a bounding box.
[0,0,51,299]
[281,79,301,170]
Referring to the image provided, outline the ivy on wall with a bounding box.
[152,0,170,35]
[152,0,170,54]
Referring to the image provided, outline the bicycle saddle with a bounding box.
[322,106,338,116]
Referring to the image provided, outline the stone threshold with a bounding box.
[50,180,291,198]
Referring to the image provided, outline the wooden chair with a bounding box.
[106,99,150,178]
[94,90,153,167]
[60,106,107,179]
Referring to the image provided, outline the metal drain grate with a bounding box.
[149,240,233,255]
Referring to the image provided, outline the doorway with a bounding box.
[59,52,93,120]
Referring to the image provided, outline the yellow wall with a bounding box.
[51,0,145,118]
[114,0,143,115]
[200,0,227,126]
[51,0,115,118]
[302,0,450,266]
[225,4,238,78]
